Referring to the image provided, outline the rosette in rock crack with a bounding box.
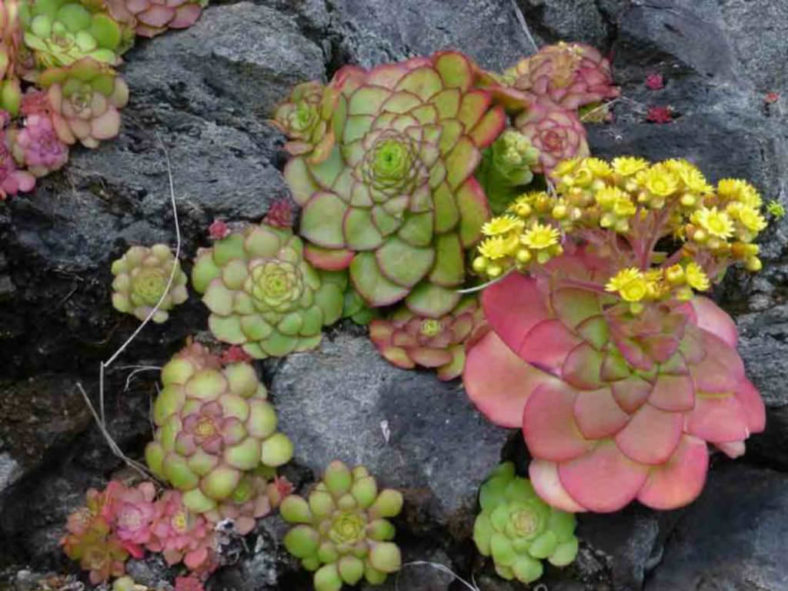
[284,51,506,317]
[20,0,128,69]
[281,461,403,590]
[110,244,188,323]
[9,112,69,175]
[504,42,619,110]
[271,80,337,163]
[191,223,345,359]
[201,472,289,535]
[369,296,486,381]
[105,0,206,38]
[464,255,765,513]
[0,128,35,198]
[145,342,294,514]
[514,98,589,174]
[39,57,129,148]
[474,462,578,583]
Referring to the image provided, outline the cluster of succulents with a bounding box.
[281,460,404,591]
[0,0,206,200]
[145,341,294,512]
[474,462,578,583]
[465,156,769,512]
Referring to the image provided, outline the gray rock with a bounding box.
[271,334,510,534]
[329,0,534,71]
[646,464,788,591]
[517,0,612,49]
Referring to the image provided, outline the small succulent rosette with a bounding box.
[283,50,506,318]
[503,42,619,110]
[191,223,345,358]
[110,244,188,323]
[271,80,338,163]
[145,342,294,514]
[281,460,404,590]
[474,462,578,583]
[369,296,486,381]
[465,157,769,513]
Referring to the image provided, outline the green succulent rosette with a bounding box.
[110,244,188,323]
[191,223,345,359]
[476,129,541,214]
[20,0,128,70]
[473,462,578,584]
[281,461,404,591]
[145,342,294,514]
[284,51,507,318]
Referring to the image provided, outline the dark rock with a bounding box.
[329,0,534,71]
[271,334,510,536]
[645,464,788,591]
[517,0,612,49]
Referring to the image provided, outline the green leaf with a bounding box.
[376,237,434,287]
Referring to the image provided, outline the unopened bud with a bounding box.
[472,257,487,273]
[745,256,762,272]
[516,248,532,264]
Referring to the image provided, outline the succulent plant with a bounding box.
[191,223,345,358]
[369,296,486,380]
[146,489,217,571]
[105,480,157,556]
[202,471,283,535]
[504,42,619,110]
[20,0,127,69]
[113,576,150,591]
[474,462,578,583]
[284,51,506,317]
[9,112,69,176]
[514,98,589,173]
[39,57,129,148]
[465,257,766,512]
[342,287,378,325]
[0,130,36,199]
[145,342,294,514]
[263,196,295,229]
[174,575,206,591]
[106,0,206,38]
[110,244,188,323]
[62,519,128,584]
[271,80,338,163]
[475,128,540,214]
[281,461,404,590]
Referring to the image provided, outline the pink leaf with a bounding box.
[529,459,586,513]
[637,435,708,510]
[522,382,592,461]
[573,386,630,439]
[614,403,683,464]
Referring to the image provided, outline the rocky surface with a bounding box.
[1,0,788,590]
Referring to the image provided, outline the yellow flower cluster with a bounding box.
[605,261,712,311]
[549,156,769,273]
[473,192,566,277]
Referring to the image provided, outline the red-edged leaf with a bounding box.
[735,378,766,433]
[469,105,506,148]
[614,403,683,465]
[304,245,354,270]
[611,376,652,414]
[519,319,583,375]
[573,387,629,439]
[648,373,695,412]
[529,459,586,513]
[562,342,605,390]
[558,441,649,513]
[637,435,708,510]
[481,273,550,354]
[522,382,592,462]
[464,332,556,428]
[689,296,738,347]
[690,331,744,393]
[685,394,750,443]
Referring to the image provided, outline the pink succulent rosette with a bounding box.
[464,254,765,513]
[514,98,590,174]
[10,113,69,177]
[0,132,35,199]
[105,481,157,557]
[507,42,619,110]
[146,490,217,572]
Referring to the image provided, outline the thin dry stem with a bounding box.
[76,136,180,483]
[395,562,480,591]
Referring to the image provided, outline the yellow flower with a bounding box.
[693,207,734,239]
[645,269,668,299]
[667,160,713,194]
[583,157,613,178]
[639,165,680,198]
[737,206,767,233]
[552,158,580,178]
[481,215,524,236]
[613,196,637,217]
[717,179,762,207]
[594,186,625,209]
[521,222,560,250]
[612,156,649,177]
[605,267,649,302]
[478,236,513,260]
[685,262,710,291]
